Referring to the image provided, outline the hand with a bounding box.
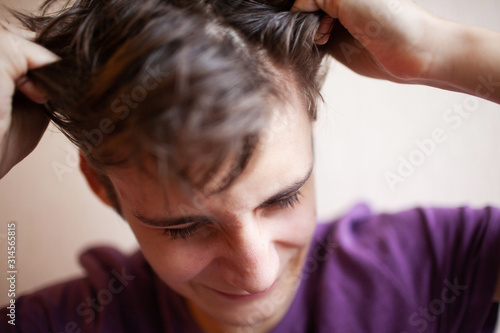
[292,0,439,83]
[293,0,500,104]
[0,24,59,179]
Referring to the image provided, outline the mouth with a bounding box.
[210,279,278,302]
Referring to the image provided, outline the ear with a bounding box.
[79,151,113,207]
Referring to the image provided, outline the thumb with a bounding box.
[15,38,58,103]
[291,1,336,45]
[5,30,60,69]
[1,29,59,103]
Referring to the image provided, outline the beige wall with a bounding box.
[0,0,499,330]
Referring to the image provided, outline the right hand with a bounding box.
[0,25,59,179]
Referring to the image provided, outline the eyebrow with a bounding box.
[132,165,313,228]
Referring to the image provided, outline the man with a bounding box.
[1,0,499,332]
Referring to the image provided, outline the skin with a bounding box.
[292,0,500,301]
[81,91,318,332]
[1,2,499,170]
[293,0,500,104]
[0,0,499,327]
[0,25,58,178]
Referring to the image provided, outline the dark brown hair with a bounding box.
[16,0,326,194]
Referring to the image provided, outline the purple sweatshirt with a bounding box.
[2,203,500,332]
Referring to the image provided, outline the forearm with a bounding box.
[421,18,500,104]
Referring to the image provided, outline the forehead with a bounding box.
[107,97,313,215]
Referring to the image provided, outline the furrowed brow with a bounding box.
[132,165,313,227]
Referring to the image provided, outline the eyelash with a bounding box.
[275,191,301,209]
[163,191,302,240]
[164,223,201,240]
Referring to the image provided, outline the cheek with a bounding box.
[269,182,317,247]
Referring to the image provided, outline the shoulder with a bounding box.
[319,203,500,263]
[316,203,500,288]
[306,203,500,332]
[0,246,161,333]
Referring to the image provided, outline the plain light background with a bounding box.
[0,0,499,330]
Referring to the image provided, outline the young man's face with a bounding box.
[85,96,317,331]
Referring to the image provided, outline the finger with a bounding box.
[291,0,321,12]
[15,76,48,104]
[315,15,335,45]
[0,21,36,41]
[0,30,57,105]
[0,74,15,149]
[6,32,60,70]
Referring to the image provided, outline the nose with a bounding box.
[217,218,279,295]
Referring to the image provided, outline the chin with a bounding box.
[207,281,298,330]
[203,302,279,330]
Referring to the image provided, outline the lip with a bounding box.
[211,280,278,301]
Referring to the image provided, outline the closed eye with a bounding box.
[163,191,302,240]
[163,223,201,240]
[268,191,301,209]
